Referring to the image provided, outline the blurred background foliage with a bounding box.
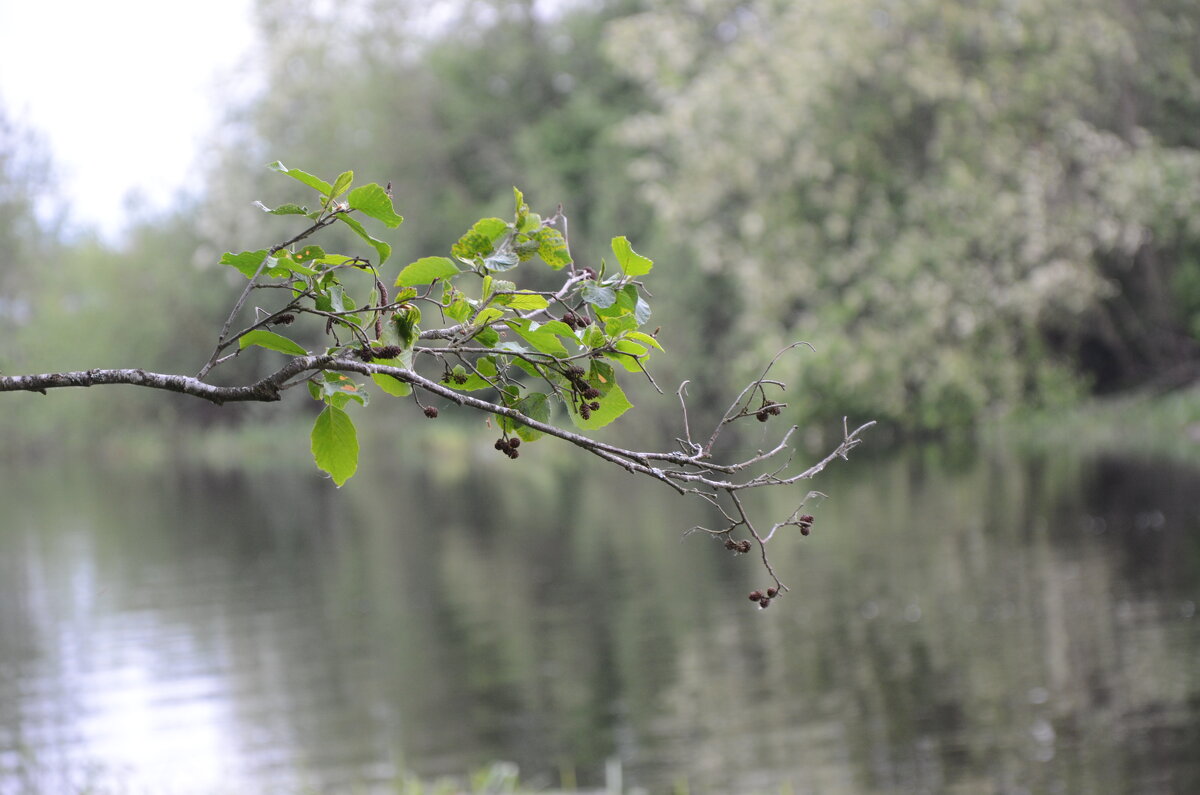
[3,0,1200,441]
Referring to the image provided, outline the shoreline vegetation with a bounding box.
[7,384,1200,475]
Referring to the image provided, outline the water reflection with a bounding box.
[1,441,1198,793]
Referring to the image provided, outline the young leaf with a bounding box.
[612,236,653,277]
[330,170,354,199]
[311,405,359,487]
[387,305,422,348]
[347,183,404,228]
[238,329,309,356]
[395,256,459,287]
[336,214,392,265]
[513,186,529,226]
[268,161,332,196]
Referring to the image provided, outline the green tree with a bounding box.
[608,0,1200,429]
[0,108,59,357]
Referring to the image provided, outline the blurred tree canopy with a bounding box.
[608,0,1200,430]
[5,0,1200,439]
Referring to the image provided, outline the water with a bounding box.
[1,439,1198,794]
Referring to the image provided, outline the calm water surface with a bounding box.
[1,438,1198,794]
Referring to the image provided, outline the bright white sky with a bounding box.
[0,0,257,240]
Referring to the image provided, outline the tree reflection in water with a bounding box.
[0,441,1197,793]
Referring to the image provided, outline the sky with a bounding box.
[0,0,257,240]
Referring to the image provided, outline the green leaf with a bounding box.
[473,307,506,326]
[268,161,332,196]
[253,201,309,216]
[452,218,508,261]
[291,245,326,262]
[534,227,572,270]
[371,347,413,397]
[388,306,422,348]
[311,405,358,487]
[595,284,638,321]
[330,170,354,199]
[272,246,323,276]
[604,314,638,337]
[336,214,392,264]
[239,329,309,356]
[568,363,632,429]
[609,339,648,372]
[483,250,520,272]
[446,297,472,322]
[372,373,412,397]
[518,213,541,234]
[347,183,404,228]
[581,282,616,308]
[513,186,529,225]
[634,296,652,326]
[219,249,286,279]
[510,356,542,378]
[508,392,551,441]
[494,291,549,311]
[505,319,572,357]
[451,356,498,391]
[329,388,368,409]
[612,236,653,277]
[582,324,606,348]
[395,256,459,287]
[626,330,664,351]
[475,326,501,347]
